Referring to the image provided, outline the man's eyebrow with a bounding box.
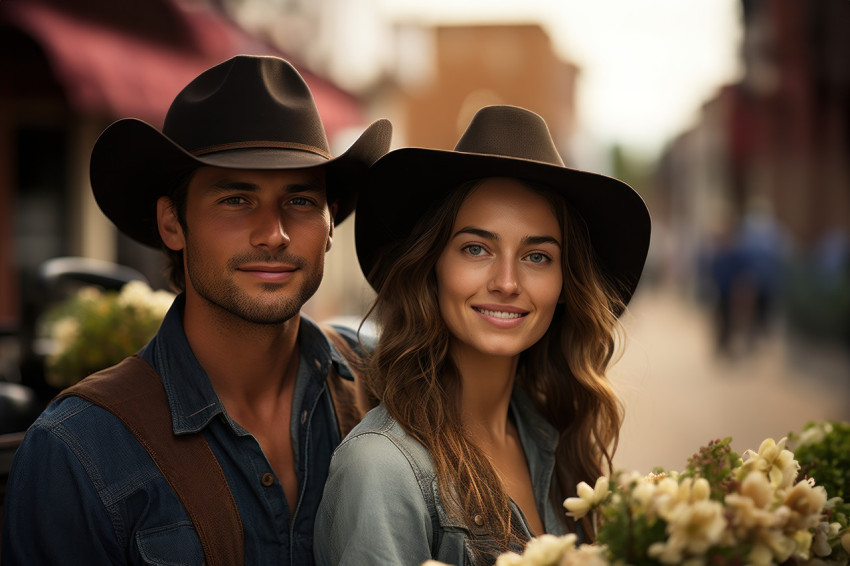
[210,180,259,193]
[208,180,325,193]
[451,226,561,247]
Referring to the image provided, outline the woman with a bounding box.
[314,105,651,565]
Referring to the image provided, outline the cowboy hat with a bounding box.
[355,105,651,307]
[90,55,391,247]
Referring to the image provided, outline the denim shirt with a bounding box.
[2,294,355,565]
[314,387,566,566]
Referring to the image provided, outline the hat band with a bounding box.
[191,140,332,159]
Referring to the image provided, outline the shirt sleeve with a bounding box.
[1,423,122,565]
[314,431,435,565]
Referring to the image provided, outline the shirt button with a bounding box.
[474,514,484,526]
[300,410,308,424]
[261,473,275,487]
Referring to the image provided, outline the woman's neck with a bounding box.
[453,346,519,445]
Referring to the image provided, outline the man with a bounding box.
[2,55,390,564]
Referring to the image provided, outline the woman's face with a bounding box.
[434,177,564,361]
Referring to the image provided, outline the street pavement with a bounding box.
[609,285,850,474]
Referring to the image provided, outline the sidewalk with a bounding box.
[609,285,850,473]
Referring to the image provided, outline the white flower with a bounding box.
[778,479,828,531]
[117,280,174,318]
[149,289,176,318]
[117,280,155,310]
[76,286,102,303]
[648,499,726,564]
[725,472,776,534]
[795,423,831,447]
[494,552,524,566]
[522,533,577,564]
[559,543,608,566]
[739,437,799,489]
[564,477,609,520]
[51,316,80,354]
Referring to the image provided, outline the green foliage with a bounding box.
[682,437,740,501]
[791,421,850,501]
[596,474,668,566]
[40,282,174,388]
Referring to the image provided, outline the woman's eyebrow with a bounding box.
[523,235,561,248]
[452,226,497,240]
[452,227,561,248]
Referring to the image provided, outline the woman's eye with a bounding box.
[463,244,485,256]
[526,252,550,264]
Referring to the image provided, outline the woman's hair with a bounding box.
[363,178,626,551]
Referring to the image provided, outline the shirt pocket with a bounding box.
[432,481,494,566]
[135,521,205,566]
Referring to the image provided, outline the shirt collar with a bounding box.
[139,294,355,436]
[511,385,559,455]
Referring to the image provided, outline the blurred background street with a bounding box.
[613,284,850,473]
[1,0,849,480]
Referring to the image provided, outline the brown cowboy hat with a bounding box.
[90,55,392,247]
[355,105,651,307]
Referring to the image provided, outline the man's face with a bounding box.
[163,165,333,325]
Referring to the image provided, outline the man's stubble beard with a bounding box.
[185,245,324,326]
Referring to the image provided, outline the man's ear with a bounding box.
[326,202,338,252]
[157,196,185,251]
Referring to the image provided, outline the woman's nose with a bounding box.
[487,259,520,295]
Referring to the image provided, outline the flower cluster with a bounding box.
[426,425,850,566]
[41,281,174,387]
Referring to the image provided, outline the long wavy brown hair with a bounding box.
[363,178,627,553]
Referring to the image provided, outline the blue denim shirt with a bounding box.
[2,294,354,565]
[314,388,567,566]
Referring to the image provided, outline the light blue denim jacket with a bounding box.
[314,387,567,566]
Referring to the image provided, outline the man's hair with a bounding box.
[160,171,193,292]
[363,178,625,554]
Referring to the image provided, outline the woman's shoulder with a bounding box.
[333,404,436,487]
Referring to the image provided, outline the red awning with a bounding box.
[3,1,363,139]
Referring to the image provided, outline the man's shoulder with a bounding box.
[26,392,133,445]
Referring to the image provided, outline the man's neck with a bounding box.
[181,293,302,405]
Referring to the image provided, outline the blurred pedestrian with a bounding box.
[736,197,790,348]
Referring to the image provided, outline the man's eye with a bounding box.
[221,196,246,206]
[290,196,313,206]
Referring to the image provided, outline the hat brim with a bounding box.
[90,118,391,247]
[355,148,651,307]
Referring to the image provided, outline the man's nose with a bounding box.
[251,206,291,249]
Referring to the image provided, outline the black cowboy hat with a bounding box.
[355,105,651,307]
[90,55,392,247]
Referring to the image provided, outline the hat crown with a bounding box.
[454,105,564,167]
[162,55,330,155]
